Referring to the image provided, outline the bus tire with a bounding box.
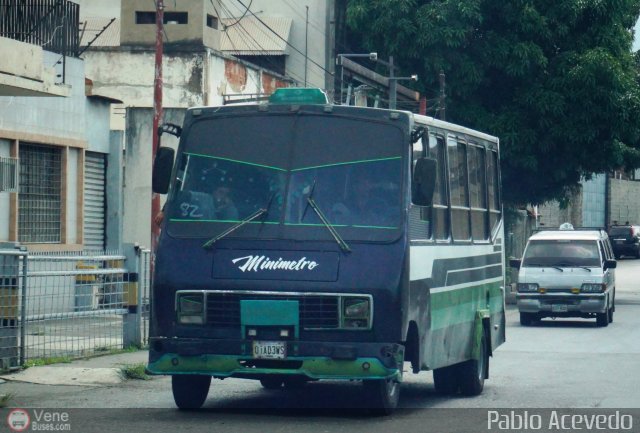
[283,376,307,389]
[459,335,487,396]
[260,376,284,389]
[363,378,400,415]
[433,365,458,395]
[172,375,211,409]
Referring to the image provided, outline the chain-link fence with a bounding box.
[25,251,129,361]
[0,245,150,370]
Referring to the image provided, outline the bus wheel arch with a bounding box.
[458,324,490,396]
[404,321,421,374]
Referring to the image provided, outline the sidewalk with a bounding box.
[0,350,149,387]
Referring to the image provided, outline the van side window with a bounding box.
[598,241,606,264]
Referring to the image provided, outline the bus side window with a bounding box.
[487,150,501,233]
[409,135,428,240]
[469,144,489,241]
[448,136,470,241]
[429,134,449,241]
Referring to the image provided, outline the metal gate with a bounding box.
[0,246,150,369]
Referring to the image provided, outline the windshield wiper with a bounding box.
[306,196,351,253]
[202,194,274,250]
[300,180,350,253]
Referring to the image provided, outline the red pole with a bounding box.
[151,0,164,265]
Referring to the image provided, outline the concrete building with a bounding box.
[77,0,336,248]
[0,0,123,252]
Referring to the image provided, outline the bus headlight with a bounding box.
[177,294,204,325]
[342,298,370,329]
[581,283,605,293]
[517,283,539,292]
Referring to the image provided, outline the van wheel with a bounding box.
[433,365,459,395]
[596,310,609,327]
[172,375,211,409]
[520,312,537,326]
[363,377,400,415]
[458,335,488,396]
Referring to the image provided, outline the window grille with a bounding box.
[0,156,18,192]
[18,144,62,243]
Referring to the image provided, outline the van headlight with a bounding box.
[177,293,204,324]
[581,283,605,293]
[342,298,370,329]
[517,283,539,292]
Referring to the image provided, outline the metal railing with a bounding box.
[0,246,150,369]
[0,0,80,57]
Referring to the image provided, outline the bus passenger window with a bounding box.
[428,135,449,241]
[469,144,489,241]
[487,150,501,233]
[448,138,470,241]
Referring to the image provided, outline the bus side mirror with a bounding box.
[604,259,616,270]
[509,259,522,269]
[412,157,436,206]
[152,147,175,194]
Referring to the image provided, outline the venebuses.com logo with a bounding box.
[6,409,30,432]
[6,408,71,431]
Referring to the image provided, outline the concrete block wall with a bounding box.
[538,189,584,229]
[609,179,640,225]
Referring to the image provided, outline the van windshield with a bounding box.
[523,240,601,268]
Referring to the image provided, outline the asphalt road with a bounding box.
[3,259,639,432]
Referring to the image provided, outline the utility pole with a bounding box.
[304,5,309,87]
[439,69,446,120]
[388,56,397,110]
[151,0,164,262]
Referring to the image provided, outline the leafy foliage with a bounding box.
[347,0,640,205]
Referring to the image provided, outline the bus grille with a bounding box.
[206,293,340,329]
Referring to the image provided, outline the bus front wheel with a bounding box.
[363,377,400,415]
[172,375,211,409]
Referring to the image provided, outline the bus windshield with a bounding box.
[166,113,405,242]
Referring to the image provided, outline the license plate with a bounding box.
[552,304,568,313]
[252,341,286,359]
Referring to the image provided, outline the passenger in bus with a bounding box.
[212,184,239,221]
[335,175,393,226]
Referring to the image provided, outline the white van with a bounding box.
[510,224,616,327]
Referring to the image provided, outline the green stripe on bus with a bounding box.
[168,219,280,224]
[184,152,287,171]
[290,156,402,172]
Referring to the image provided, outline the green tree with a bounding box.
[347,0,640,205]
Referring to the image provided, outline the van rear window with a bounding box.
[523,240,601,268]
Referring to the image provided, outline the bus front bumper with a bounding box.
[146,337,404,381]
